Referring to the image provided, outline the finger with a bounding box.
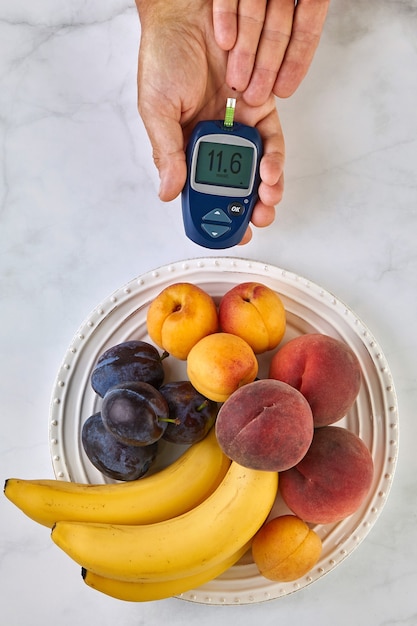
[239,201,276,245]
[249,103,285,229]
[139,102,187,201]
[256,105,285,205]
[238,225,253,245]
[274,0,330,98]
[156,146,187,202]
[213,0,239,50]
[258,149,285,204]
[243,0,295,107]
[225,0,267,92]
[258,172,284,208]
[251,202,276,228]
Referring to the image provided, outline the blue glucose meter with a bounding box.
[182,99,263,249]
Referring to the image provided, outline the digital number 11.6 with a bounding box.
[208,149,242,174]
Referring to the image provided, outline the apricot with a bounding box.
[279,426,374,524]
[252,515,322,582]
[269,333,362,427]
[146,282,218,360]
[186,333,258,403]
[218,282,286,353]
[215,379,314,471]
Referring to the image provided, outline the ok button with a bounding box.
[227,201,245,217]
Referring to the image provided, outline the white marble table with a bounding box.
[1,1,416,624]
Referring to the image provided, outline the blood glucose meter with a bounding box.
[181,98,263,249]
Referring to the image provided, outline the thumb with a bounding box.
[142,112,187,202]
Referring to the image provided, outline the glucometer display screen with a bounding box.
[195,141,254,189]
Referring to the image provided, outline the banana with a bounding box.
[51,462,278,583]
[82,542,250,602]
[4,428,230,527]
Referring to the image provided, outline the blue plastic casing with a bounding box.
[181,120,263,249]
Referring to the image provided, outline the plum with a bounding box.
[159,381,218,445]
[81,412,158,481]
[101,381,170,446]
[91,340,166,397]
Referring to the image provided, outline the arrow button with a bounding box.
[201,223,231,238]
[202,209,232,224]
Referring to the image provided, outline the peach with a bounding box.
[218,282,286,354]
[252,515,322,582]
[146,282,218,360]
[215,379,314,471]
[279,426,374,524]
[269,333,362,427]
[186,333,258,403]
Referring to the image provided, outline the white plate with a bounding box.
[49,257,399,605]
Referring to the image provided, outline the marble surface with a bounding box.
[1,0,416,624]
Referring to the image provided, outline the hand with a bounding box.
[213,0,330,105]
[135,0,284,244]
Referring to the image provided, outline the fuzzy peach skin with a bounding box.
[215,379,314,471]
[218,282,286,354]
[279,426,374,525]
[252,515,322,582]
[146,282,218,360]
[186,333,258,403]
[269,333,362,427]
